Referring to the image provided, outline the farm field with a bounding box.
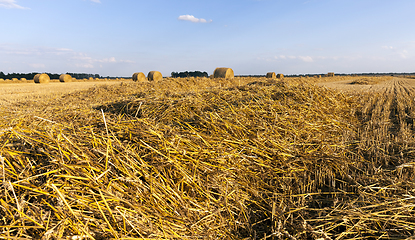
[0,79,130,106]
[0,76,415,239]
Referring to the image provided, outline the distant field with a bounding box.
[1,76,415,239]
[0,79,130,105]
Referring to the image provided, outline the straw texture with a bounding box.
[132,72,146,82]
[213,67,234,79]
[148,71,163,81]
[34,73,50,84]
[59,74,73,83]
[266,72,276,79]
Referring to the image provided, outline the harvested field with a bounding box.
[0,76,415,239]
[0,80,130,106]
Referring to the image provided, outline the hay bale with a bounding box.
[34,73,50,84]
[12,78,19,81]
[277,73,284,79]
[148,71,163,81]
[59,74,72,83]
[266,72,276,79]
[132,72,146,82]
[0,78,4,81]
[89,77,94,81]
[213,67,234,79]
[33,74,40,81]
[327,72,335,77]
[20,78,26,81]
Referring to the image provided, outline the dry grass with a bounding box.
[0,76,414,239]
[350,77,381,85]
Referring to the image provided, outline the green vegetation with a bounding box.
[171,71,208,78]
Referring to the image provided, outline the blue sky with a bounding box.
[1,0,415,77]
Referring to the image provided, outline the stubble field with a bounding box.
[0,75,415,239]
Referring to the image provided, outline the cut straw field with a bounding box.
[0,76,415,239]
[0,80,129,106]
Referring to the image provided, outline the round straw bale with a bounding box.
[89,77,94,81]
[12,78,19,81]
[132,72,146,82]
[34,73,50,84]
[33,74,40,81]
[148,71,163,81]
[59,74,72,83]
[213,67,234,79]
[277,73,284,79]
[0,78,4,81]
[20,78,26,81]
[266,72,276,79]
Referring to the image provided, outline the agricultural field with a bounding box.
[0,79,130,105]
[0,75,415,239]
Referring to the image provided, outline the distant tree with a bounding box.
[171,71,208,78]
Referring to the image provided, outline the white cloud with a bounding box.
[298,56,313,62]
[75,63,94,69]
[29,63,45,69]
[178,15,212,23]
[399,50,409,59]
[0,0,27,9]
[90,0,101,3]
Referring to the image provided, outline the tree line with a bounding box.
[0,72,101,80]
[171,71,208,78]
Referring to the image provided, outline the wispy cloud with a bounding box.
[0,0,28,9]
[178,15,212,23]
[0,44,133,71]
[298,56,314,62]
[274,55,314,62]
[381,45,411,59]
[90,0,101,3]
[29,63,46,69]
